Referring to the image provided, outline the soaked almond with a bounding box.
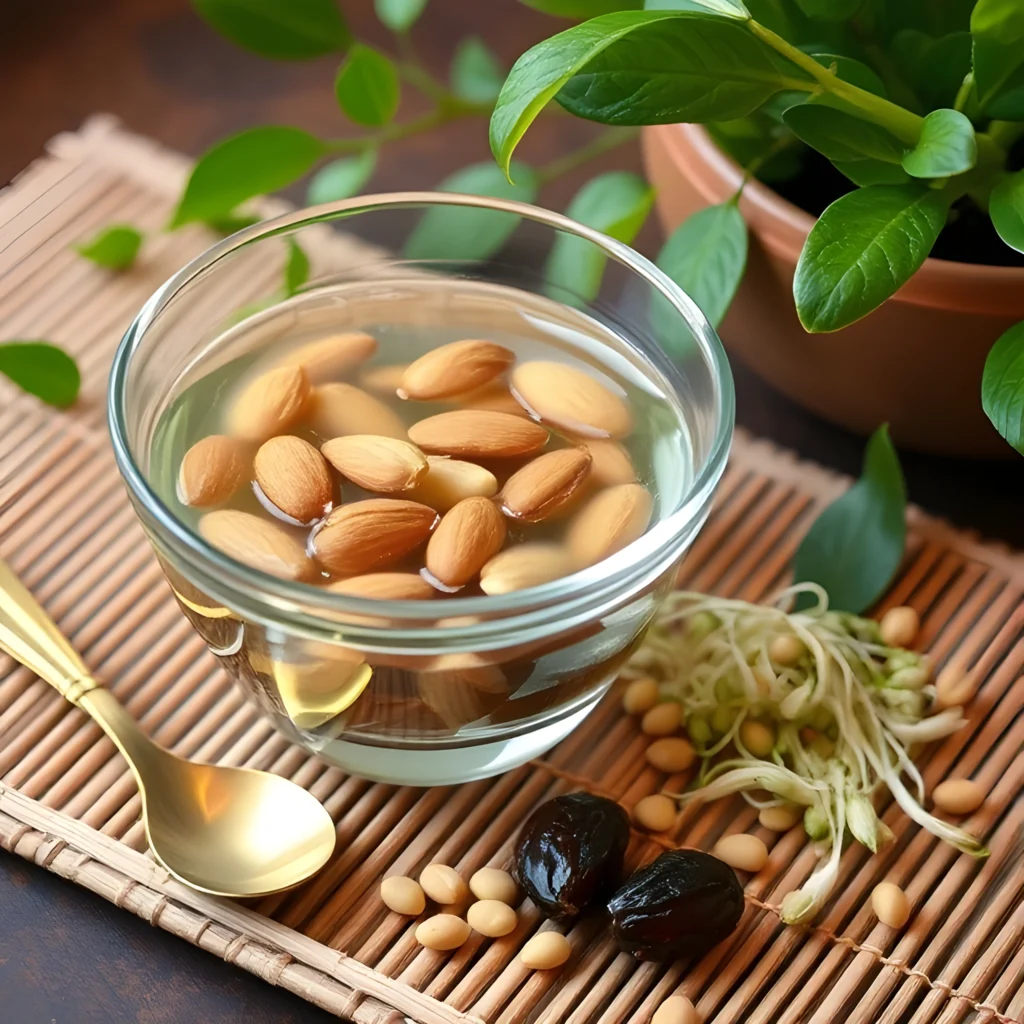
[479,543,574,595]
[567,483,653,567]
[585,439,637,486]
[228,366,311,441]
[178,435,250,507]
[501,448,591,522]
[359,363,408,394]
[406,456,498,512]
[408,410,548,459]
[321,434,428,493]
[199,509,314,581]
[512,361,632,438]
[426,496,507,587]
[254,435,333,522]
[312,382,407,439]
[327,573,437,600]
[399,339,514,400]
[312,499,438,575]
[274,332,377,383]
[456,383,530,417]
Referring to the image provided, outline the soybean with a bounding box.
[623,677,660,715]
[419,863,468,905]
[880,606,919,648]
[415,914,471,950]
[519,931,571,970]
[871,881,910,928]
[652,995,700,1024]
[380,875,426,916]
[633,794,677,832]
[758,804,802,832]
[768,634,804,666]
[646,737,697,773]
[739,720,775,758]
[936,665,977,708]
[933,778,985,815]
[467,899,518,938]
[469,867,518,905]
[641,701,681,737]
[713,833,768,873]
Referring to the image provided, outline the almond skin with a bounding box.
[501,447,592,522]
[311,382,407,440]
[199,509,315,581]
[426,497,506,587]
[406,456,498,512]
[479,543,575,595]
[399,339,514,400]
[327,573,436,600]
[455,383,530,417]
[253,435,334,523]
[511,361,632,438]
[312,499,438,575]
[359,363,408,394]
[567,483,653,567]
[275,332,377,383]
[408,410,548,459]
[321,435,428,493]
[228,366,312,441]
[585,439,637,486]
[178,435,249,507]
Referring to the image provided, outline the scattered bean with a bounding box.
[871,881,910,928]
[686,715,712,746]
[415,914,471,951]
[419,863,468,905]
[623,677,660,715]
[710,704,734,734]
[633,794,677,832]
[645,737,697,773]
[380,875,426,916]
[519,931,571,970]
[932,778,985,815]
[712,833,768,873]
[467,899,518,938]
[768,634,804,666]
[935,665,977,708]
[652,995,700,1024]
[880,606,919,648]
[641,702,681,737]
[469,867,518,905]
[758,804,802,832]
[739,720,775,758]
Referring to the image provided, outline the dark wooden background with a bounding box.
[2,1,1023,1021]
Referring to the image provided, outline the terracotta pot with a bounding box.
[642,123,1024,457]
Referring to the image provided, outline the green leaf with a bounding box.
[451,37,505,105]
[74,225,143,270]
[375,0,429,31]
[982,322,1024,453]
[794,184,949,333]
[810,53,886,97]
[792,424,906,614]
[900,109,976,178]
[792,0,861,20]
[489,10,806,176]
[521,0,643,15]
[170,127,328,228]
[545,171,654,303]
[890,31,972,111]
[191,0,348,60]
[655,202,747,327]
[335,45,400,127]
[783,105,905,163]
[972,0,1024,119]
[0,342,81,409]
[644,0,749,12]
[990,170,1024,254]
[832,159,909,187]
[404,161,538,261]
[205,213,262,236]
[306,151,377,204]
[284,240,310,297]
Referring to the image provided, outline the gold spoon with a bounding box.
[0,557,337,897]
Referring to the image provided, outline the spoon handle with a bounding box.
[0,557,101,705]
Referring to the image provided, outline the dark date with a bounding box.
[514,793,630,922]
[607,850,744,961]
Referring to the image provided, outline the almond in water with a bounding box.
[199,509,314,581]
[312,499,438,575]
[178,435,250,507]
[406,456,498,511]
[327,572,437,600]
[253,435,334,523]
[408,410,548,459]
[399,339,515,400]
[479,543,575,595]
[501,447,592,522]
[228,366,312,441]
[456,382,529,417]
[567,483,653,567]
[321,435,428,493]
[426,496,507,587]
[275,332,377,383]
[311,382,407,440]
[511,361,633,438]
[585,439,637,486]
[359,363,408,394]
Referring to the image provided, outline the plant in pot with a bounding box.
[491,0,1024,459]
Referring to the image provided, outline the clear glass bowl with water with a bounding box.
[108,193,733,785]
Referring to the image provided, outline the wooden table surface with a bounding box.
[2,2,1024,1021]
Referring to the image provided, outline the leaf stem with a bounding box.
[741,130,801,185]
[953,73,974,114]
[988,120,1024,150]
[327,108,455,153]
[534,127,640,185]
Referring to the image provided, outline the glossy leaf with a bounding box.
[451,37,505,105]
[793,0,861,20]
[971,0,1024,119]
[832,158,910,187]
[521,0,643,15]
[901,109,976,178]
[75,225,143,270]
[644,0,750,12]
[545,171,654,303]
[990,170,1024,254]
[783,105,905,163]
[889,30,972,111]
[284,240,310,297]
[191,0,348,59]
[171,127,328,227]
[655,202,747,327]
[0,342,81,409]
[403,161,538,261]
[489,10,806,175]
[982,322,1024,453]
[794,184,949,333]
[374,0,428,32]
[335,45,400,127]
[793,425,905,614]
[306,151,377,204]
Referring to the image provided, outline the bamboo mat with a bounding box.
[0,116,1021,1024]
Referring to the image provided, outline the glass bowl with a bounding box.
[108,192,734,786]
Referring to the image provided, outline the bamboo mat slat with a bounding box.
[0,116,1021,1024]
